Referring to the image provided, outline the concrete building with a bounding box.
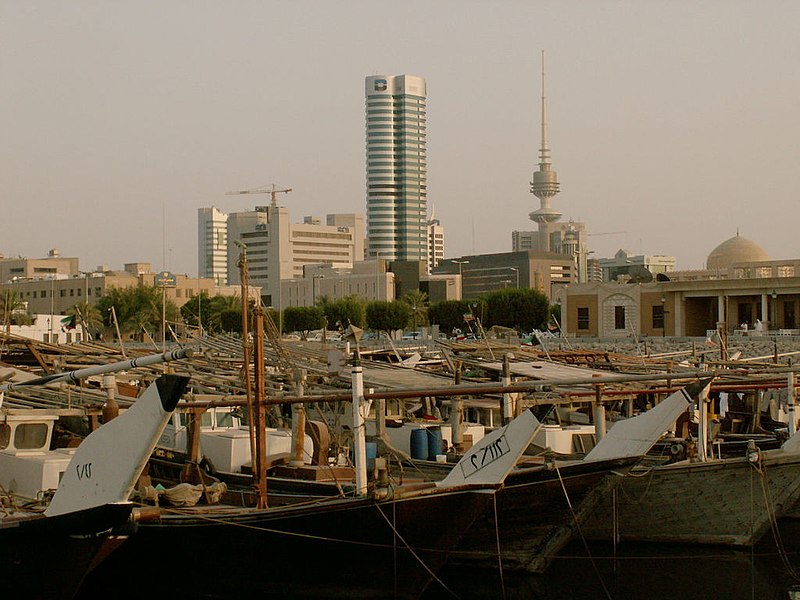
[281,262,395,309]
[0,262,253,317]
[435,251,575,300]
[365,74,427,262]
[198,207,228,285]
[560,233,800,337]
[513,220,589,282]
[4,314,88,345]
[599,249,676,283]
[226,205,365,307]
[327,213,366,261]
[426,216,444,273]
[0,249,79,283]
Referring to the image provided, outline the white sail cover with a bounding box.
[584,379,712,463]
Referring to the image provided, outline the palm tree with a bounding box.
[1,290,27,332]
[67,301,103,340]
[400,290,429,330]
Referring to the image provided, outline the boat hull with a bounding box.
[1,503,133,600]
[582,450,800,545]
[80,488,491,599]
[450,456,638,573]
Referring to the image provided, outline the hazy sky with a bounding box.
[3,1,799,276]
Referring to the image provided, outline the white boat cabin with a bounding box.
[0,411,75,501]
[158,407,313,474]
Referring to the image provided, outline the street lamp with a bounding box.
[312,274,324,306]
[509,267,519,289]
[453,260,469,299]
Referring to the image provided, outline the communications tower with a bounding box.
[528,51,561,252]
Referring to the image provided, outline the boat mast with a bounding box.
[252,306,269,508]
[235,241,259,503]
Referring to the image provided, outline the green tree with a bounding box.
[181,293,246,334]
[283,306,325,339]
[322,295,366,330]
[482,288,549,332]
[97,285,179,339]
[400,290,429,329]
[428,299,479,335]
[366,301,412,333]
[219,308,243,333]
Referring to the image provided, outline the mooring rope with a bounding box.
[555,461,614,600]
[751,458,800,582]
[375,503,462,599]
[493,493,506,600]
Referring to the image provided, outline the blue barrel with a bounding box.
[427,427,443,461]
[410,428,429,460]
[365,441,378,470]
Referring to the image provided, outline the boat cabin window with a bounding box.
[200,412,213,428]
[216,411,236,428]
[0,424,10,450]
[13,423,49,450]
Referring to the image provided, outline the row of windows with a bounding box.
[575,306,664,331]
[21,287,104,299]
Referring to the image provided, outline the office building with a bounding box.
[365,74,427,262]
[226,206,365,307]
[426,216,444,273]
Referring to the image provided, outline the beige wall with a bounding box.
[564,276,800,337]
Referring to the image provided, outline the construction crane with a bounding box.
[588,231,628,236]
[226,183,292,208]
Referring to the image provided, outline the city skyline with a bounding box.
[2,2,799,276]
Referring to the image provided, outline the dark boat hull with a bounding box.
[1,503,133,600]
[450,456,639,573]
[582,450,800,545]
[80,488,492,599]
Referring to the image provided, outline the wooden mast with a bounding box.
[252,306,268,508]
[235,241,261,506]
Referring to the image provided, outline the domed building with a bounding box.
[561,230,800,339]
[706,232,770,271]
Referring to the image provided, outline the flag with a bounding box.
[60,315,76,331]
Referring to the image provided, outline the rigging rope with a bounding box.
[555,461,614,600]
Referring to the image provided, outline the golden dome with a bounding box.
[706,233,769,270]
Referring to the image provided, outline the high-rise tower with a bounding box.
[529,52,561,252]
[197,206,228,285]
[365,74,427,262]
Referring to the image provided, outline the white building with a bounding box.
[226,206,365,307]
[281,262,395,309]
[365,74,427,262]
[426,217,444,273]
[198,207,228,285]
[6,313,87,344]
